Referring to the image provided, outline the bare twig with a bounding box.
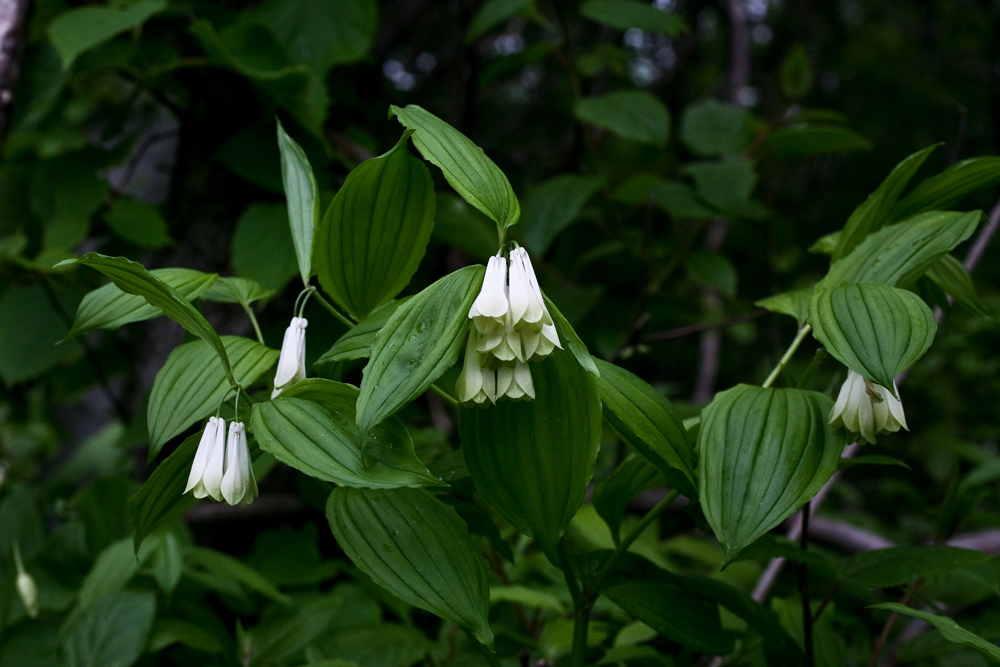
[643,309,768,342]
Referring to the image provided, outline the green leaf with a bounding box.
[490,585,567,613]
[809,283,936,392]
[327,487,494,648]
[681,158,757,212]
[48,0,166,68]
[761,125,871,157]
[186,547,290,605]
[200,277,276,306]
[129,433,200,553]
[756,286,814,325]
[779,45,811,100]
[593,456,666,543]
[433,193,499,261]
[685,249,738,297]
[356,265,484,435]
[844,546,991,588]
[276,119,320,287]
[601,576,734,655]
[148,336,279,460]
[65,268,218,340]
[0,284,76,385]
[103,199,173,249]
[680,99,749,157]
[391,104,520,230]
[521,174,605,255]
[579,0,687,35]
[316,298,407,365]
[594,359,695,497]
[868,604,1000,664]
[698,385,842,563]
[544,295,600,377]
[250,594,349,666]
[77,538,144,607]
[62,253,236,385]
[232,203,300,293]
[832,144,939,261]
[315,133,436,320]
[823,211,981,289]
[614,175,717,219]
[60,590,156,667]
[460,347,602,560]
[925,253,990,318]
[466,0,535,42]
[890,156,1000,222]
[250,379,439,488]
[838,454,911,471]
[574,91,671,145]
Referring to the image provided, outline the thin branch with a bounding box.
[642,309,768,342]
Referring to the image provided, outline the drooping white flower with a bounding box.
[12,543,37,619]
[496,360,535,401]
[457,330,496,405]
[221,421,258,506]
[829,369,907,445]
[469,255,509,336]
[185,417,226,501]
[272,317,308,398]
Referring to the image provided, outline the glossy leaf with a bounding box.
[520,174,604,255]
[593,456,666,543]
[200,276,275,306]
[544,295,599,377]
[316,298,407,365]
[574,91,671,145]
[925,253,990,318]
[391,104,520,230]
[843,546,991,588]
[823,211,981,289]
[104,199,173,249]
[870,603,1000,663]
[60,254,235,385]
[679,99,749,157]
[579,0,686,35]
[460,347,602,559]
[698,384,842,563]
[760,125,871,157]
[315,133,435,320]
[756,286,814,325]
[327,487,494,648]
[65,268,218,340]
[129,433,199,553]
[810,283,936,391]
[889,156,1000,222]
[48,0,166,68]
[831,144,938,261]
[148,336,279,460]
[232,203,299,292]
[276,119,320,287]
[594,359,695,497]
[251,379,439,488]
[60,590,156,667]
[356,265,484,435]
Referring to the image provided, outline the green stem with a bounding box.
[311,291,356,328]
[762,323,811,389]
[242,304,265,345]
[430,383,459,408]
[584,489,681,600]
[557,539,588,667]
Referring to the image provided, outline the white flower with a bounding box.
[13,544,37,619]
[457,329,496,405]
[497,360,535,401]
[272,317,308,398]
[469,255,509,336]
[221,421,258,506]
[829,369,908,445]
[184,417,226,501]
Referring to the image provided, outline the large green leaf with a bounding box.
[843,546,991,589]
[756,286,814,326]
[809,283,936,392]
[66,268,218,340]
[200,276,275,306]
[698,385,842,563]
[356,265,484,435]
[574,91,671,146]
[889,156,1000,222]
[391,105,520,230]
[60,590,156,667]
[592,456,666,543]
[869,604,1000,664]
[520,174,604,255]
[148,336,279,460]
[594,359,695,497]
[232,203,299,292]
[465,0,536,42]
[276,119,319,287]
[327,488,494,648]
[129,434,199,553]
[579,0,687,35]
[760,125,871,157]
[822,210,981,290]
[460,347,602,559]
[251,379,438,488]
[315,134,435,320]
[60,254,236,385]
[831,144,938,261]
[316,298,407,365]
[0,284,76,385]
[544,295,599,376]
[48,0,166,68]
[925,253,990,318]
[679,99,749,157]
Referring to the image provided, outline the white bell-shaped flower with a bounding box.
[829,369,907,445]
[221,421,258,506]
[469,255,509,336]
[185,417,226,501]
[497,360,535,401]
[272,317,308,398]
[457,330,496,405]
[13,544,37,619]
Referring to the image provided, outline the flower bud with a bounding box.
[221,422,257,506]
[184,417,226,501]
[829,370,907,445]
[272,317,308,398]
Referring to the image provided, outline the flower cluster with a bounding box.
[185,416,258,505]
[828,369,908,445]
[272,316,308,398]
[457,247,561,405]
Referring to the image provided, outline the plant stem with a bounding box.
[558,539,588,667]
[762,323,812,388]
[430,383,459,408]
[584,489,681,600]
[242,304,265,345]
[798,501,814,667]
[311,290,356,328]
